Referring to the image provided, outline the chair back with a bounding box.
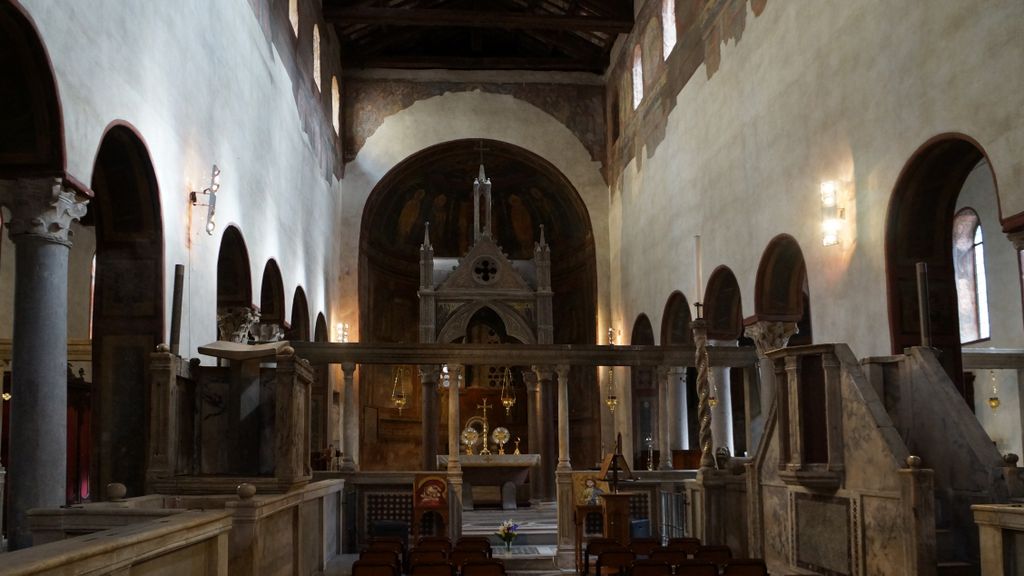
[461,559,507,576]
[417,537,453,553]
[450,548,489,569]
[409,548,448,566]
[694,545,732,565]
[630,559,673,576]
[454,539,492,557]
[723,558,769,575]
[351,560,399,576]
[584,539,626,576]
[409,561,454,576]
[595,549,635,575]
[629,537,661,557]
[667,537,701,555]
[673,560,719,576]
[366,541,404,556]
[649,548,689,566]
[360,550,400,567]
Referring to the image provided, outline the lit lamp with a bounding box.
[605,327,619,413]
[820,180,845,247]
[190,164,221,235]
[391,366,408,415]
[499,367,516,415]
[335,322,349,343]
[988,370,1000,411]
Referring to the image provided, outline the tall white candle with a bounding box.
[695,234,703,303]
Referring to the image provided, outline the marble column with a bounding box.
[743,320,798,450]
[532,365,556,500]
[657,366,672,470]
[708,340,736,457]
[419,365,440,471]
[554,365,571,471]
[670,367,689,450]
[526,372,544,502]
[340,362,357,470]
[446,365,464,540]
[0,178,87,549]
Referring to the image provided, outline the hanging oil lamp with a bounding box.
[988,370,1000,411]
[391,366,408,415]
[500,367,516,415]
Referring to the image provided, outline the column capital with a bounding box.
[531,365,554,382]
[1009,229,1024,252]
[743,320,799,357]
[341,361,357,375]
[419,364,440,384]
[0,177,88,247]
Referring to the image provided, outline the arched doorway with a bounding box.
[216,226,253,341]
[753,234,812,346]
[661,291,694,455]
[630,313,656,468]
[885,135,995,395]
[703,266,744,456]
[358,139,598,470]
[87,124,164,499]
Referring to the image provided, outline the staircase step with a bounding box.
[937,561,978,576]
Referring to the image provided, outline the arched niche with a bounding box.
[288,286,310,342]
[661,290,693,345]
[436,301,537,346]
[753,234,812,345]
[630,313,656,465]
[259,260,285,327]
[885,135,996,394]
[314,312,329,343]
[217,226,253,313]
[87,123,164,499]
[704,266,743,341]
[0,1,64,177]
[358,138,599,470]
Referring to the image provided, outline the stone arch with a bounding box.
[436,301,537,345]
[314,312,328,343]
[704,266,743,341]
[630,313,656,464]
[260,259,285,326]
[0,1,65,178]
[753,234,812,345]
[87,122,164,499]
[288,286,310,342]
[217,226,253,312]
[661,290,693,345]
[885,134,996,393]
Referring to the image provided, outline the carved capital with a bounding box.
[1008,230,1024,252]
[743,320,799,357]
[0,178,88,247]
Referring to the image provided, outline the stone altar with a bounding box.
[438,453,540,510]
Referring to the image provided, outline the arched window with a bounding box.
[331,76,340,134]
[312,24,321,92]
[662,0,677,59]
[953,208,990,343]
[631,44,644,109]
[288,0,299,37]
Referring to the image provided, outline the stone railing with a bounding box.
[20,480,343,576]
[3,509,232,576]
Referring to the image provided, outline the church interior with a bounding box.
[1,0,1023,574]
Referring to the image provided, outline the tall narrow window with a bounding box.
[331,76,340,134]
[312,25,321,92]
[662,0,677,59]
[953,208,991,342]
[631,44,644,109]
[289,0,299,37]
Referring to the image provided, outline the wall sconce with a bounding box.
[190,164,220,235]
[335,322,349,343]
[820,180,845,247]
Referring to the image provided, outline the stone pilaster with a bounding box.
[657,365,673,470]
[340,362,357,470]
[419,365,440,471]
[0,177,88,549]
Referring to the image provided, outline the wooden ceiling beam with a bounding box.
[343,54,605,72]
[322,6,634,33]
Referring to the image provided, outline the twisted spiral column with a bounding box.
[691,318,715,470]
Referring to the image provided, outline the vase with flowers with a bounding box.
[496,519,519,555]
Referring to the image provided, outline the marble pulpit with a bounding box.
[438,453,541,510]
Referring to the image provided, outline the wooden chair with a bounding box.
[583,538,625,576]
[723,558,769,575]
[409,548,449,568]
[630,559,673,576]
[455,537,493,557]
[410,561,455,576]
[629,537,661,558]
[694,545,732,566]
[649,548,690,567]
[673,560,719,576]
[416,540,453,555]
[666,537,701,555]
[351,559,399,576]
[450,548,489,571]
[359,549,400,569]
[595,549,635,576]
[460,558,507,576]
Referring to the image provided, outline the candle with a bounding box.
[694,235,703,303]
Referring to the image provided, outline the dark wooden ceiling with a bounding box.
[324,0,634,73]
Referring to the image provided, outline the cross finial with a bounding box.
[475,139,489,165]
[477,397,492,419]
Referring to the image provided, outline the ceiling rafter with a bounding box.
[323,6,634,33]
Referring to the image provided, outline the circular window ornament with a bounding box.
[472,257,499,285]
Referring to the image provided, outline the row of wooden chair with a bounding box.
[355,536,498,576]
[353,559,507,576]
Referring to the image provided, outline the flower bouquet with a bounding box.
[496,519,519,554]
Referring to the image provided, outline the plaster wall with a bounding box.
[340,91,611,345]
[613,0,1024,357]
[10,0,345,361]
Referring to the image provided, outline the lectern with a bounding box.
[598,434,635,545]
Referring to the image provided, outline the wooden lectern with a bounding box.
[598,434,634,545]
